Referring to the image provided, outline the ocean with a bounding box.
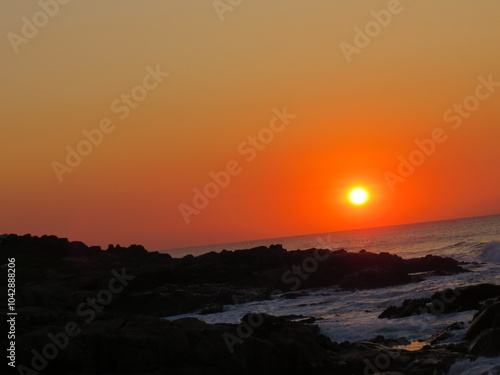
[166,214,500,261]
[166,214,500,374]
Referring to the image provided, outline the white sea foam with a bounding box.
[482,241,500,263]
[166,263,500,343]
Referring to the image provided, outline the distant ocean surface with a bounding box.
[167,214,500,374]
[166,214,500,261]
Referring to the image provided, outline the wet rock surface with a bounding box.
[467,299,500,356]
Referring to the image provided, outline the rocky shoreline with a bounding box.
[1,234,499,374]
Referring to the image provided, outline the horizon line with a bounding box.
[164,212,500,252]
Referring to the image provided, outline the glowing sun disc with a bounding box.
[349,188,368,205]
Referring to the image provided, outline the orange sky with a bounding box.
[1,0,499,250]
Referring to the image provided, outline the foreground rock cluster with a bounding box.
[0,234,499,375]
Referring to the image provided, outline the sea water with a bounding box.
[166,214,500,373]
[167,214,500,260]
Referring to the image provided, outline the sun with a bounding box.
[349,188,368,205]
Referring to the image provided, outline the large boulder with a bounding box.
[466,300,500,357]
[469,328,500,357]
[403,254,468,274]
[432,284,500,313]
[379,298,430,319]
[466,301,500,341]
[380,284,500,319]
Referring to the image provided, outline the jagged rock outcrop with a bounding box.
[379,284,500,319]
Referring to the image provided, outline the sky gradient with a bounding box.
[1,0,500,250]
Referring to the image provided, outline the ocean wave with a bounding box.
[396,241,485,263]
[481,241,500,263]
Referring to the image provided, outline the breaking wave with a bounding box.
[481,241,500,263]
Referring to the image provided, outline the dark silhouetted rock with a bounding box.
[379,298,431,319]
[200,305,224,315]
[466,300,500,342]
[469,328,500,357]
[340,267,411,290]
[380,284,500,319]
[428,322,465,345]
[404,254,468,274]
